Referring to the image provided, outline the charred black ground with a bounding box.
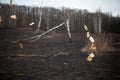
[0,28,120,80]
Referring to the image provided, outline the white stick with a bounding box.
[10,0,13,6]
[36,0,43,33]
[29,22,65,42]
[66,19,72,42]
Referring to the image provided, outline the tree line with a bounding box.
[0,3,120,33]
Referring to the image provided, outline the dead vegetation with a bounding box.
[82,33,115,56]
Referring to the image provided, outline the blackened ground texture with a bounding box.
[0,28,120,80]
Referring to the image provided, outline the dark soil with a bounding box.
[0,28,120,80]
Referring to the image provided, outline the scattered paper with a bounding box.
[86,31,90,38]
[89,52,95,57]
[84,25,88,31]
[89,36,95,43]
[87,55,93,62]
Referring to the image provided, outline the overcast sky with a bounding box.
[1,0,120,16]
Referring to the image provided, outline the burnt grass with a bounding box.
[0,28,120,80]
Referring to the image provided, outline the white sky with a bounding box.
[1,0,120,16]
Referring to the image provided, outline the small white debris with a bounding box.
[86,31,90,38]
[87,53,95,62]
[64,62,67,65]
[84,25,88,31]
[89,52,95,57]
[89,36,95,43]
[19,43,23,49]
[10,15,17,20]
[29,22,35,26]
[87,55,93,62]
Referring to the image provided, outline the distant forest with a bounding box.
[0,3,120,33]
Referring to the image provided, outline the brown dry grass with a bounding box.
[82,33,114,55]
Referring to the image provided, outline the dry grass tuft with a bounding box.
[82,33,113,55]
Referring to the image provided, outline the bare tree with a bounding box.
[36,0,43,33]
[93,9,102,34]
[47,8,50,30]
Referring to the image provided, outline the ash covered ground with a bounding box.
[0,28,120,80]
